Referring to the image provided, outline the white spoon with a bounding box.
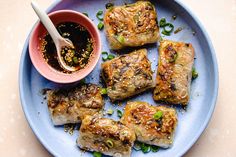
[31,1,79,72]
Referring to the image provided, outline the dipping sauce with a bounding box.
[40,22,94,73]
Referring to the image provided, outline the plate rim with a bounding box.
[19,0,219,156]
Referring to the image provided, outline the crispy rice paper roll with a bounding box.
[153,40,195,105]
[77,115,136,157]
[104,1,159,50]
[101,49,154,101]
[121,101,178,148]
[46,84,104,125]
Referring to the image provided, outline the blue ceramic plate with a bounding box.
[19,0,218,156]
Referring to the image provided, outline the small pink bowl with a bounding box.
[29,10,101,83]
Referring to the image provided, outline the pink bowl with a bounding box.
[29,10,101,83]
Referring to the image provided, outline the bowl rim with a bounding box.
[29,9,101,84]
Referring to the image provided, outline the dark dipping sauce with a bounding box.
[40,22,94,73]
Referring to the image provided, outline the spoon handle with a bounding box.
[31,1,61,45]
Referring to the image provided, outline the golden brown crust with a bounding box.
[47,84,104,125]
[77,115,136,157]
[104,1,159,50]
[101,49,154,101]
[153,40,195,105]
[121,101,177,148]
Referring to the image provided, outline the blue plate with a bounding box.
[19,0,218,156]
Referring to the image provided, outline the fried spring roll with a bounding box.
[47,84,104,125]
[104,1,159,50]
[102,49,154,101]
[121,101,178,148]
[153,40,195,105]
[77,115,136,157]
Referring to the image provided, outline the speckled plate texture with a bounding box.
[19,0,218,156]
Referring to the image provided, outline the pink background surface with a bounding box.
[0,0,235,156]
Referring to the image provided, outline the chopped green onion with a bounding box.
[102,51,108,55]
[169,53,178,63]
[96,10,103,21]
[106,3,114,9]
[102,51,108,61]
[192,67,198,79]
[151,145,159,152]
[86,43,93,52]
[102,52,115,61]
[161,30,170,36]
[159,18,174,36]
[117,110,123,118]
[106,139,114,148]
[141,143,151,153]
[153,111,163,120]
[107,109,114,115]
[117,35,125,43]
[133,142,142,151]
[134,142,158,153]
[97,10,103,15]
[97,22,104,30]
[107,54,115,60]
[159,18,166,27]
[86,46,93,52]
[100,88,107,95]
[163,23,174,33]
[82,12,89,17]
[73,57,78,64]
[93,152,102,157]
[61,49,65,55]
[159,36,164,42]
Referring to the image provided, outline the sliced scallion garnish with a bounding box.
[102,52,115,61]
[117,35,125,43]
[86,44,93,52]
[97,22,104,30]
[192,67,198,79]
[117,110,123,118]
[93,152,102,157]
[161,30,170,36]
[102,51,108,55]
[150,145,159,152]
[106,3,114,9]
[107,109,114,115]
[100,88,107,95]
[106,139,114,148]
[134,142,159,153]
[169,53,178,63]
[107,54,115,60]
[102,51,108,61]
[96,10,103,21]
[141,143,151,153]
[73,57,78,64]
[82,12,89,17]
[159,17,174,36]
[163,23,174,33]
[159,18,166,27]
[153,111,163,120]
[133,142,142,151]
